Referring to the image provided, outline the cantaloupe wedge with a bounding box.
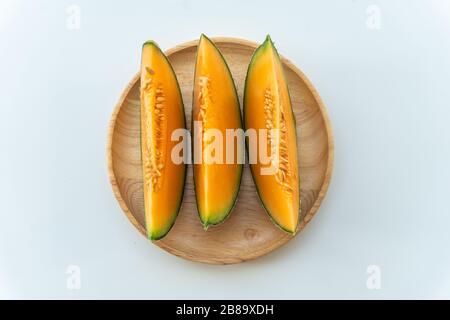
[140,41,186,240]
[192,34,243,229]
[243,36,300,234]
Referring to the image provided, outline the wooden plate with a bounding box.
[107,37,334,264]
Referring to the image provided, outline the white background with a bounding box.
[1,0,450,299]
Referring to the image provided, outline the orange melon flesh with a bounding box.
[193,35,243,228]
[140,41,186,240]
[244,36,300,234]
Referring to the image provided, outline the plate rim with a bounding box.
[106,37,335,264]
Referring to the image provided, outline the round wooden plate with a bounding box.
[107,37,334,264]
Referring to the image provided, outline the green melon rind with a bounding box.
[141,41,187,241]
[243,35,300,235]
[192,34,244,230]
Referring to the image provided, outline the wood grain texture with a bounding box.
[107,38,334,264]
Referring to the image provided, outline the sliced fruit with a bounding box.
[243,36,300,234]
[192,34,243,229]
[140,41,186,240]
